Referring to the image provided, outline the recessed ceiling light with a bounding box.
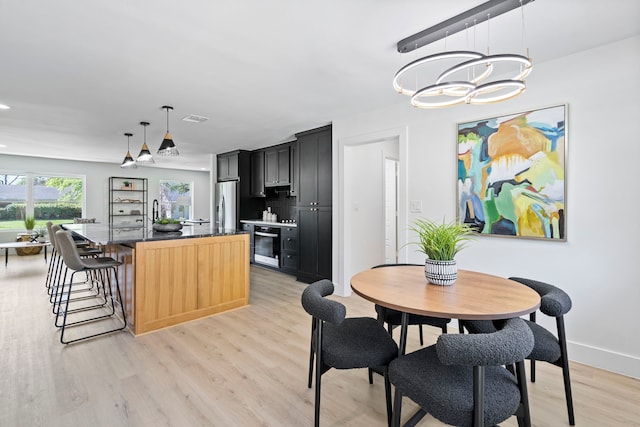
[0,104,11,110]
[182,114,208,123]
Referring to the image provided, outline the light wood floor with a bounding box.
[1,255,638,426]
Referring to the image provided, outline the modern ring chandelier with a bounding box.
[393,0,534,108]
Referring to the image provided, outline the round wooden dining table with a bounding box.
[350,265,541,353]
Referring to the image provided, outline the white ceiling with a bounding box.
[1,0,638,171]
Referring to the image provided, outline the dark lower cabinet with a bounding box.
[243,223,255,263]
[280,226,297,275]
[297,207,331,283]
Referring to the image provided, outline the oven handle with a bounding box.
[255,231,279,238]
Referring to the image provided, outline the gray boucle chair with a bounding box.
[302,279,398,427]
[461,277,575,425]
[389,317,534,427]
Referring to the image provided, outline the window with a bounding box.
[0,173,84,231]
[159,180,192,220]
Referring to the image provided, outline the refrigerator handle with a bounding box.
[220,195,225,229]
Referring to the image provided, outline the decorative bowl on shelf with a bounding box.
[152,222,183,232]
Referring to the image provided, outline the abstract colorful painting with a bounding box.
[457,104,566,240]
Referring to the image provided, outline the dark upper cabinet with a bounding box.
[217,151,240,181]
[290,141,298,197]
[297,125,332,207]
[250,150,265,197]
[265,144,290,186]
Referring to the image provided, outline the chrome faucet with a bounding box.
[152,199,159,222]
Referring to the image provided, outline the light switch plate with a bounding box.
[410,200,423,213]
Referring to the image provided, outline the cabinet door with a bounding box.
[250,151,265,197]
[265,145,290,186]
[297,135,318,206]
[276,145,290,185]
[228,154,239,180]
[264,149,278,185]
[317,130,332,206]
[217,153,240,181]
[297,207,331,282]
[316,207,332,279]
[297,208,319,279]
[290,141,298,196]
[217,156,229,181]
[242,223,255,263]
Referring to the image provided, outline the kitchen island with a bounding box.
[64,223,250,335]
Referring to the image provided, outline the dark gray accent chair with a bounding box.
[461,277,575,425]
[302,279,398,427]
[389,317,534,427]
[372,264,451,344]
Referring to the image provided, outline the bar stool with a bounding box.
[47,224,102,310]
[54,229,127,344]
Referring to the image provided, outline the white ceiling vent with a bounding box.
[181,114,209,123]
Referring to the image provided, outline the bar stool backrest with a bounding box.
[46,222,57,250]
[55,230,86,271]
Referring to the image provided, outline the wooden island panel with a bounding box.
[197,236,249,310]
[134,234,249,335]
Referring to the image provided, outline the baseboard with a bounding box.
[453,319,640,379]
[568,341,640,379]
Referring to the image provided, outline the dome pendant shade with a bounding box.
[158,131,179,156]
[136,121,154,163]
[158,105,179,156]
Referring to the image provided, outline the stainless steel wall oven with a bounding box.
[254,226,280,268]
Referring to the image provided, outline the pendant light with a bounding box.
[121,133,137,168]
[393,0,534,108]
[136,121,154,164]
[158,105,179,156]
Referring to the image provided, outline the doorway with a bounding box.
[338,127,408,296]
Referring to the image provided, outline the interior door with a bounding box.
[384,158,398,264]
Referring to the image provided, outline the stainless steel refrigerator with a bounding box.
[215,181,238,231]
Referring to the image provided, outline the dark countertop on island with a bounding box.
[63,223,246,246]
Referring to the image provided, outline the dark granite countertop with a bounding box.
[240,219,297,228]
[62,223,246,246]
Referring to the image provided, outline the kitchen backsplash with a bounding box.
[263,189,296,221]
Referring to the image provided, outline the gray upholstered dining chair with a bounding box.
[302,279,398,427]
[389,317,534,427]
[372,264,451,344]
[461,277,575,425]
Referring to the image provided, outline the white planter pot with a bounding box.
[424,259,458,286]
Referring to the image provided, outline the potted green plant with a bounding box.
[16,215,43,256]
[409,218,473,285]
[24,215,36,231]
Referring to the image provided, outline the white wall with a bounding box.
[0,154,210,243]
[332,36,640,378]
